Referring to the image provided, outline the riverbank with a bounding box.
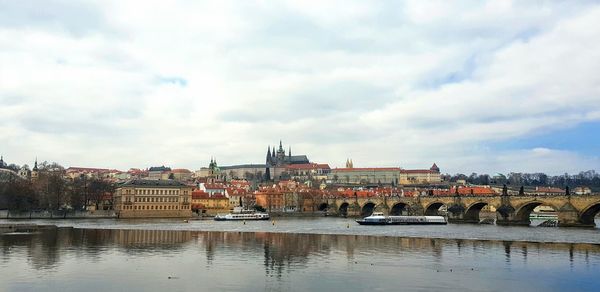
[0,210,117,219]
[0,223,57,234]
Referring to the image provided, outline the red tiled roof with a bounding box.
[333,167,401,172]
[400,169,435,174]
[192,190,209,199]
[67,167,111,173]
[286,163,330,170]
[448,187,496,195]
[204,183,226,189]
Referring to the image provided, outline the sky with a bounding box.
[1,0,599,175]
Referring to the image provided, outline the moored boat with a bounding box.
[214,208,270,221]
[356,212,447,225]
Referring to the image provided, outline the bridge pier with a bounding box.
[557,203,595,227]
[347,202,362,217]
[409,203,424,216]
[374,203,389,215]
[495,217,531,226]
[445,204,482,224]
[447,216,480,224]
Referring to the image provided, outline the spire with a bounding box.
[279,140,283,151]
[288,146,291,158]
[266,146,272,164]
[33,157,38,171]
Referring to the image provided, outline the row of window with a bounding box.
[122,205,190,210]
[124,189,187,195]
[123,197,190,203]
[135,197,179,203]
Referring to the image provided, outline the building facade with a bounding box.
[399,164,442,184]
[148,166,172,180]
[191,189,229,216]
[114,179,192,218]
[327,163,442,186]
[220,164,265,180]
[286,163,331,182]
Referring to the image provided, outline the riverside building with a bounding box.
[114,179,192,218]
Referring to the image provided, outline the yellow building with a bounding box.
[114,179,192,218]
[191,189,230,216]
[399,164,442,184]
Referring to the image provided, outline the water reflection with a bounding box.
[1,229,600,291]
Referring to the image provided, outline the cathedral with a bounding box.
[264,141,310,180]
[265,141,309,167]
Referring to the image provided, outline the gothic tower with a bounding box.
[31,158,39,181]
[266,146,272,166]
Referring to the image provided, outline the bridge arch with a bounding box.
[338,202,349,217]
[425,202,446,216]
[514,201,559,223]
[464,202,490,222]
[579,202,600,226]
[361,202,376,217]
[317,203,329,211]
[390,202,409,216]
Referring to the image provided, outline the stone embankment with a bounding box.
[0,210,117,219]
[0,223,57,234]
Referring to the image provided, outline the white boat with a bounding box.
[356,212,447,225]
[214,208,269,221]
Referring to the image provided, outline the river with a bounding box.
[1,217,599,243]
[1,218,599,291]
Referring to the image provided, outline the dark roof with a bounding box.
[221,164,267,170]
[120,179,187,188]
[286,155,309,164]
[148,166,171,172]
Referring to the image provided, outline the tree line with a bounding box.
[0,161,115,211]
[442,170,600,190]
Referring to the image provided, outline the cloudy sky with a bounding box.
[1,0,599,174]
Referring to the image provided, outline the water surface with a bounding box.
[1,227,599,292]
[2,217,599,244]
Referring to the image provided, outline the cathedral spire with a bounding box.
[266,146,272,164]
[288,146,291,158]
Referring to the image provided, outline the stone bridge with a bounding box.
[316,193,600,227]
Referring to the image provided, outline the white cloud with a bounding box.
[0,1,599,175]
